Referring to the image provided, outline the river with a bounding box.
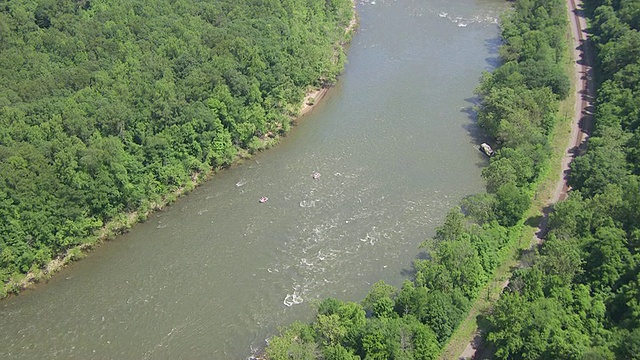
[0,0,505,358]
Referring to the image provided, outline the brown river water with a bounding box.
[0,0,505,358]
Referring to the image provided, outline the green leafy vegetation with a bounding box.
[0,0,355,292]
[484,0,640,358]
[265,214,520,360]
[263,1,570,356]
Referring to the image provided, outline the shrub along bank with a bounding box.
[262,0,571,358]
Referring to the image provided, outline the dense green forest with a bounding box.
[262,0,572,358]
[484,0,640,358]
[0,0,355,295]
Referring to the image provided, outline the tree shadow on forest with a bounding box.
[483,35,502,70]
[460,36,503,169]
[399,250,430,278]
[461,102,493,169]
[463,313,497,360]
[524,214,543,228]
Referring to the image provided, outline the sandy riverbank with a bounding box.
[299,87,330,116]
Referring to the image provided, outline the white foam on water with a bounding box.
[431,8,499,27]
[283,288,304,307]
[300,258,314,267]
[299,200,316,208]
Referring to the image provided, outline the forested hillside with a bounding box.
[262,0,572,358]
[485,0,640,358]
[0,0,354,295]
